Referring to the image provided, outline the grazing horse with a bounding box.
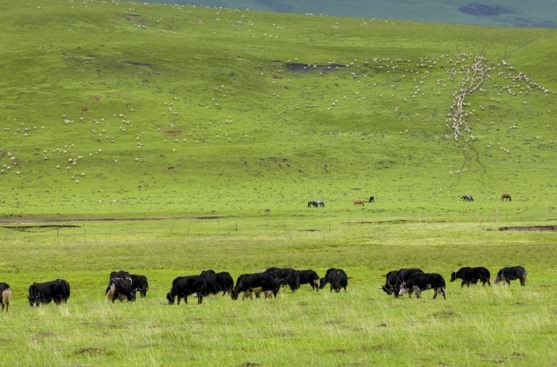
[461,195,474,202]
[501,193,512,201]
[368,196,375,203]
[1,283,12,312]
[353,200,365,206]
[308,200,325,208]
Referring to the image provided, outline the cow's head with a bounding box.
[230,289,239,300]
[28,285,41,307]
[319,278,328,289]
[381,285,392,295]
[450,272,457,282]
[166,292,175,305]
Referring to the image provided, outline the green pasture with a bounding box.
[1,219,556,366]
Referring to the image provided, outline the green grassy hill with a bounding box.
[1,0,556,222]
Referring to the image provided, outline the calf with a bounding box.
[398,272,446,299]
[28,279,71,307]
[167,275,206,305]
[231,272,281,300]
[1,283,11,312]
[494,266,527,286]
[265,267,300,292]
[319,268,348,292]
[297,269,320,291]
[450,267,491,287]
[106,277,136,302]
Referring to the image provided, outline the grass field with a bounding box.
[0,0,556,366]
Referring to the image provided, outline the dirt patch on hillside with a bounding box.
[163,130,183,136]
[498,225,557,232]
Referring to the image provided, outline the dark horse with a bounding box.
[461,195,474,202]
[501,193,512,201]
[308,200,325,208]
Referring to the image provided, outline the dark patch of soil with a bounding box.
[125,61,153,68]
[499,225,557,232]
[459,3,504,16]
[285,62,345,72]
[2,224,80,232]
[163,129,183,136]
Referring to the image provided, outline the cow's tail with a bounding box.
[106,283,115,301]
[1,288,12,312]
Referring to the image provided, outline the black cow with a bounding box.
[265,267,300,292]
[369,196,375,203]
[167,275,206,305]
[1,282,11,312]
[461,195,474,202]
[200,270,234,296]
[319,268,348,292]
[231,272,281,300]
[494,266,527,286]
[385,268,424,297]
[28,279,71,307]
[308,200,325,208]
[106,277,136,303]
[398,272,446,299]
[109,270,149,297]
[450,267,491,287]
[297,269,320,290]
[381,270,400,295]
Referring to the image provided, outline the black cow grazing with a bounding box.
[167,275,206,305]
[297,269,320,290]
[381,270,401,295]
[398,272,446,299]
[319,268,348,292]
[369,196,375,203]
[494,266,527,286]
[231,272,281,300]
[450,267,491,287]
[461,194,474,202]
[265,267,300,292]
[308,200,325,208]
[390,268,424,297]
[106,277,136,303]
[1,283,11,312]
[28,279,71,307]
[109,270,148,297]
[200,270,234,296]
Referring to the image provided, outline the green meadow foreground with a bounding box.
[1,218,556,366]
[0,0,556,365]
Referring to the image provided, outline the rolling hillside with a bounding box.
[0,0,556,221]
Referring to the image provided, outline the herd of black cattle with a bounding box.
[0,265,527,312]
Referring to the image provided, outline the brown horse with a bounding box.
[501,193,512,201]
[353,200,365,206]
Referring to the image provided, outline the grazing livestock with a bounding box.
[398,272,446,299]
[109,270,148,297]
[450,267,491,287]
[297,269,320,290]
[353,200,365,206]
[461,194,474,202]
[308,200,325,208]
[231,272,281,300]
[319,268,348,292]
[494,266,527,286]
[106,277,136,303]
[265,267,300,292]
[200,270,234,296]
[28,279,70,307]
[385,268,424,297]
[1,283,11,312]
[368,196,375,203]
[167,275,206,305]
[501,193,512,201]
